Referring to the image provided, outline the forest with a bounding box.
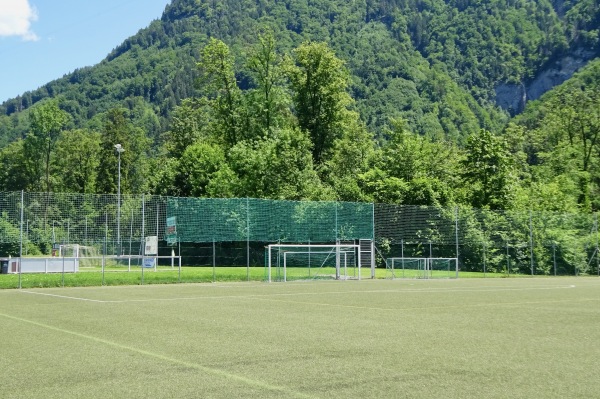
[0,0,599,213]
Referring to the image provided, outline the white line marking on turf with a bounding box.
[17,283,579,304]
[109,284,579,302]
[0,312,317,399]
[248,295,599,312]
[20,290,109,303]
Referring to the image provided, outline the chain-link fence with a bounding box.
[0,191,165,257]
[374,204,599,276]
[0,192,598,284]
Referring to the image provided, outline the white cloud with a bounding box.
[0,0,39,41]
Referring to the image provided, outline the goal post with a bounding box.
[386,257,427,279]
[428,257,459,279]
[267,243,365,282]
[386,257,458,279]
[55,243,181,271]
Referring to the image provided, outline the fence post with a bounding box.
[19,190,24,289]
[178,238,182,283]
[372,202,376,279]
[335,201,339,242]
[155,199,159,271]
[401,239,405,279]
[62,247,65,288]
[129,208,134,265]
[212,239,216,283]
[141,195,145,285]
[506,241,510,277]
[247,198,250,281]
[141,194,145,253]
[455,206,459,278]
[553,241,557,276]
[529,210,534,276]
[103,212,107,286]
[483,241,486,278]
[25,219,29,256]
[594,212,600,276]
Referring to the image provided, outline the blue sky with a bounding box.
[0,0,171,102]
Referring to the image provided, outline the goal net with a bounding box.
[386,257,427,279]
[267,243,362,282]
[58,244,101,267]
[386,257,458,279]
[56,243,182,272]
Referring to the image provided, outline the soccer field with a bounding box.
[1,278,599,398]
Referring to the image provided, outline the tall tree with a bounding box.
[225,127,328,200]
[162,98,211,159]
[325,115,375,202]
[362,118,460,206]
[178,141,228,197]
[53,129,101,193]
[96,108,149,194]
[546,87,600,209]
[550,87,600,174]
[285,41,352,165]
[0,140,29,191]
[197,38,243,146]
[96,109,127,195]
[27,100,70,192]
[246,31,290,137]
[462,129,516,209]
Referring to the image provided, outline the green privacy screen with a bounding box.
[167,197,374,243]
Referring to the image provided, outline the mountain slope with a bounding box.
[0,0,598,147]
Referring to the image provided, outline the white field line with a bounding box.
[19,290,110,303]
[249,292,599,313]
[0,312,317,399]
[19,283,579,304]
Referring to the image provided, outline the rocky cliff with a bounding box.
[496,49,597,115]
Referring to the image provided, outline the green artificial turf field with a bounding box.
[1,278,599,398]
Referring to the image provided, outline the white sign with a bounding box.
[145,236,158,255]
[143,257,155,268]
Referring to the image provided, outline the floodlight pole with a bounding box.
[115,144,125,256]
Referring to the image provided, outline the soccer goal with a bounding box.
[58,244,100,268]
[386,257,458,279]
[58,244,144,269]
[57,243,181,271]
[428,257,459,278]
[386,257,427,279]
[267,243,363,282]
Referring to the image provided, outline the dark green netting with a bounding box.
[167,197,374,243]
